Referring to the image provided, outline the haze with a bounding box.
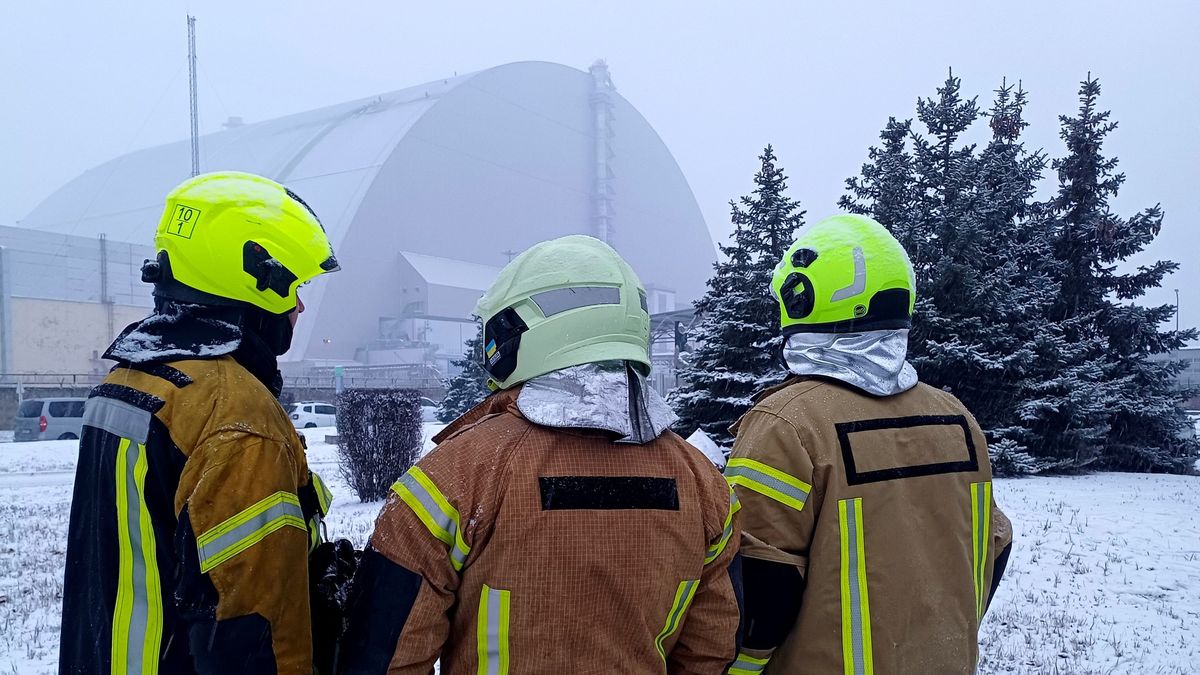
[2,0,1196,333]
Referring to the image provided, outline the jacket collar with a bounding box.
[105,300,283,396]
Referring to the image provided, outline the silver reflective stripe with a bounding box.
[479,584,510,675]
[530,286,620,317]
[731,656,768,673]
[831,246,867,302]
[972,482,991,618]
[399,473,460,551]
[845,500,869,675]
[725,464,809,507]
[486,588,503,675]
[124,440,150,673]
[84,397,151,445]
[196,500,304,570]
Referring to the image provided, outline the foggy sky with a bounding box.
[2,1,1197,337]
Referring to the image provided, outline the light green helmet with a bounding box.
[771,214,916,334]
[474,235,651,390]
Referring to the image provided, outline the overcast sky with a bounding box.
[2,0,1197,334]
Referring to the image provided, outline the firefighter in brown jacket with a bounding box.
[60,172,340,675]
[339,235,743,674]
[726,214,1013,675]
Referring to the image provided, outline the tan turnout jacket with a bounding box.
[341,387,742,674]
[727,377,1012,675]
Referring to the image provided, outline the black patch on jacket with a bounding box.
[88,383,166,414]
[836,414,979,485]
[339,547,423,674]
[122,362,194,388]
[538,476,679,511]
[741,556,805,651]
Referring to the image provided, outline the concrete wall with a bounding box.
[4,298,147,373]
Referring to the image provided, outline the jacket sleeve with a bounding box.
[724,410,818,673]
[339,443,489,675]
[175,431,312,675]
[986,501,1014,614]
[667,487,744,674]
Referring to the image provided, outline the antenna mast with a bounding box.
[187,15,200,177]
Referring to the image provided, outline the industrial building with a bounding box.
[2,60,715,392]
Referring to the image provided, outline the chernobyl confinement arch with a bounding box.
[14,61,714,376]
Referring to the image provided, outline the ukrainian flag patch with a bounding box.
[486,340,498,359]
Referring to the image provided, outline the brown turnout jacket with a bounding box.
[727,377,1012,675]
[339,387,742,674]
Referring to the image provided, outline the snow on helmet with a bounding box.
[474,235,651,390]
[772,213,915,334]
[142,171,339,315]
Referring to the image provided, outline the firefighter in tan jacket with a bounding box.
[726,214,1013,675]
[339,236,742,674]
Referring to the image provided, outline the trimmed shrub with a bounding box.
[335,389,422,502]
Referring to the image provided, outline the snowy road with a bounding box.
[0,470,75,488]
[2,431,1197,674]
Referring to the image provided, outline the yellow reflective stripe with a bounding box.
[477,584,511,675]
[705,488,741,564]
[725,457,811,512]
[839,498,873,675]
[111,437,162,675]
[312,472,333,515]
[970,481,992,619]
[195,491,306,573]
[392,466,472,570]
[654,579,700,660]
[729,652,770,674]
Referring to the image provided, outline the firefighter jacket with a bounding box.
[59,309,331,675]
[338,374,743,675]
[726,377,1013,675]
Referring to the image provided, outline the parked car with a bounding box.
[1185,410,1200,439]
[421,397,439,423]
[289,401,337,428]
[14,397,86,442]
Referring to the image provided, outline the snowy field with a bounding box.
[1,429,1197,674]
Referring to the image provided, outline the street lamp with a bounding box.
[1175,289,1180,333]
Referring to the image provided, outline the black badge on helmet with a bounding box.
[779,272,815,320]
[482,307,529,381]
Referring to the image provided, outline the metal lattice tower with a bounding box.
[589,60,616,245]
[187,15,200,177]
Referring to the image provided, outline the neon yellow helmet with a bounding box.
[142,171,339,314]
[475,235,651,390]
[772,213,915,334]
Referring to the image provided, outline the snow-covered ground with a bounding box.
[1,431,1197,674]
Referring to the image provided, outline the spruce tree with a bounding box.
[672,145,804,446]
[437,325,491,423]
[1047,76,1199,472]
[842,76,1112,473]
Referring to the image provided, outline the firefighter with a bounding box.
[726,214,1013,675]
[338,235,743,674]
[59,172,340,675]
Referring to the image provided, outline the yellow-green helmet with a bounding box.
[772,214,915,334]
[142,171,339,314]
[475,235,651,390]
